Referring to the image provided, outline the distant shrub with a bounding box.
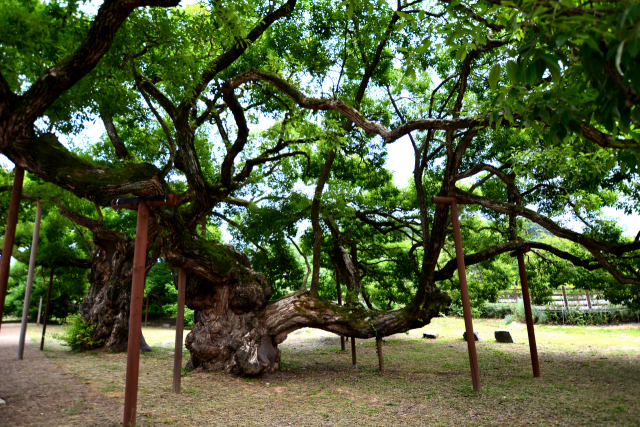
[448,302,638,326]
[479,304,513,319]
[543,306,639,325]
[51,314,103,351]
[162,303,196,327]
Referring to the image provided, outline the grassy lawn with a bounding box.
[36,317,640,426]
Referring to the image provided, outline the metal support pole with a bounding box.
[449,202,481,392]
[0,166,25,331]
[516,253,540,378]
[351,337,357,368]
[376,336,384,373]
[40,267,54,351]
[336,270,345,351]
[18,200,42,360]
[173,267,187,394]
[37,297,43,326]
[123,202,149,427]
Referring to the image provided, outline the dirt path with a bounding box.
[0,323,121,427]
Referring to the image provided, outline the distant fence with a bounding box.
[497,286,608,309]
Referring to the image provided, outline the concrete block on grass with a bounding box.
[423,332,439,339]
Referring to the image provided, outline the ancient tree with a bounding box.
[1,0,639,374]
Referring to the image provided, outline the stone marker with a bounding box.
[463,331,480,342]
[423,332,439,339]
[494,330,514,343]
[163,324,171,328]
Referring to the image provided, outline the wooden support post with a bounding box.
[514,287,518,303]
[18,200,42,360]
[585,291,592,309]
[37,297,43,326]
[40,268,54,351]
[376,336,384,373]
[112,194,177,427]
[449,201,481,392]
[144,295,149,327]
[432,197,481,391]
[513,249,540,378]
[123,202,149,426]
[0,166,24,332]
[173,267,187,394]
[336,270,345,351]
[562,285,569,308]
[351,337,357,368]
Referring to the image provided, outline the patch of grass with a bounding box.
[41,319,640,426]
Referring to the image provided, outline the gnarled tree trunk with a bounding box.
[162,232,450,375]
[62,206,158,351]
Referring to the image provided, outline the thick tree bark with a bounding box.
[157,225,450,375]
[61,206,159,351]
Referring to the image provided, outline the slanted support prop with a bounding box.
[0,166,25,332]
[510,245,540,378]
[432,196,481,392]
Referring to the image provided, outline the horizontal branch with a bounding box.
[222,69,498,143]
[454,190,640,256]
[8,133,165,202]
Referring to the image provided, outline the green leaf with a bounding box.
[489,63,501,90]
[506,60,519,84]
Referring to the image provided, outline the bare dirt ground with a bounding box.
[0,323,121,427]
[2,318,640,426]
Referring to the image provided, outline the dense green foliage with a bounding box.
[1,0,639,329]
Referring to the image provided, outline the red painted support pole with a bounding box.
[449,201,481,392]
[144,295,149,327]
[376,336,384,373]
[351,337,357,368]
[173,267,187,394]
[123,202,149,427]
[337,270,345,351]
[111,194,177,427]
[0,166,24,332]
[514,250,540,378]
